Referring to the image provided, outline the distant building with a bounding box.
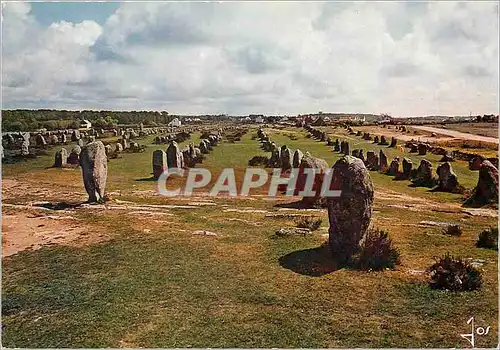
[80,119,92,130]
[255,116,264,123]
[168,118,182,127]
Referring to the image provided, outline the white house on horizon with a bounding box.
[168,118,181,127]
[255,116,264,123]
[79,119,92,130]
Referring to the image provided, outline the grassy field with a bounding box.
[2,126,498,348]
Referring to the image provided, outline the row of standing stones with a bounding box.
[257,128,375,264]
[152,133,222,179]
[68,126,225,202]
[1,125,172,159]
[302,125,498,206]
[51,127,171,168]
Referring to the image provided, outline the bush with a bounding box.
[356,228,401,271]
[248,156,269,167]
[428,253,482,291]
[295,217,322,231]
[442,224,462,236]
[476,227,498,250]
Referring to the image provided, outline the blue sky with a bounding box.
[30,2,120,26]
[2,1,499,115]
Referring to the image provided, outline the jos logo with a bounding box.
[460,317,491,348]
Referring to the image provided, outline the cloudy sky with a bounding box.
[2,1,499,116]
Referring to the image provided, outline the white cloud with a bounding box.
[2,1,498,116]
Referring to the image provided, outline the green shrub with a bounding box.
[295,217,322,231]
[442,224,462,236]
[476,227,498,250]
[356,228,401,271]
[248,156,269,167]
[428,253,482,291]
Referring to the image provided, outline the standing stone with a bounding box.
[167,141,184,169]
[379,136,388,145]
[5,134,15,145]
[280,146,292,171]
[409,143,418,153]
[402,158,413,178]
[358,150,365,164]
[469,156,484,171]
[436,162,460,192]
[379,150,388,172]
[269,148,281,168]
[67,146,81,165]
[296,154,329,205]
[366,151,379,170]
[373,136,379,144]
[79,141,107,202]
[292,149,304,168]
[115,143,123,153]
[418,144,427,155]
[61,134,68,144]
[49,135,59,145]
[77,139,85,147]
[71,130,81,141]
[199,140,209,154]
[121,138,129,150]
[389,137,397,148]
[21,140,30,156]
[327,156,374,265]
[466,161,498,205]
[194,147,202,161]
[352,149,360,158]
[333,139,340,152]
[130,142,139,151]
[205,139,213,151]
[388,158,400,175]
[105,144,113,157]
[35,134,47,147]
[113,129,118,137]
[412,159,435,187]
[343,142,350,155]
[54,148,68,167]
[153,150,168,179]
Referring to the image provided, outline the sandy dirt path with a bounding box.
[412,125,499,144]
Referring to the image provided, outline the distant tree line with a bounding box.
[476,114,498,123]
[1,109,174,132]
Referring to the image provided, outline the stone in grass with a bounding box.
[275,227,311,237]
[192,230,217,236]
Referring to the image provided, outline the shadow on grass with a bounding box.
[36,201,85,210]
[274,198,327,209]
[135,176,157,182]
[274,200,311,209]
[279,244,339,277]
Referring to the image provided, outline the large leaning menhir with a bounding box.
[80,141,108,202]
[327,156,374,266]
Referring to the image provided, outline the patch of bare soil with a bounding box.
[2,211,109,257]
[412,125,499,144]
[2,178,86,203]
[375,188,497,217]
